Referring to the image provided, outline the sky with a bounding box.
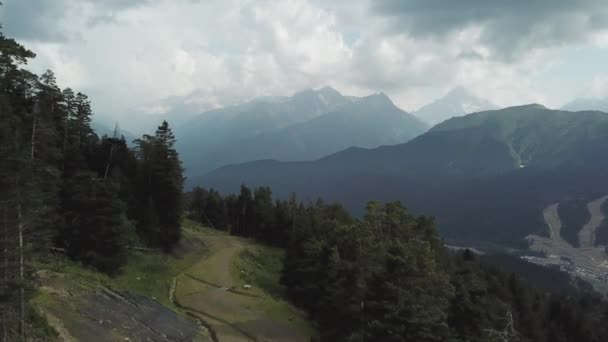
[2,0,608,130]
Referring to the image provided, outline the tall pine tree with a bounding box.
[133,121,184,251]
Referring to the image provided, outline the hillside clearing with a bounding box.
[33,221,313,341]
[174,224,314,341]
[33,225,212,341]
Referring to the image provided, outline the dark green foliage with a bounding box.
[0,24,56,338]
[187,187,228,230]
[480,254,594,295]
[281,202,454,341]
[188,184,608,341]
[557,199,590,247]
[60,174,128,275]
[133,121,184,251]
[0,24,186,337]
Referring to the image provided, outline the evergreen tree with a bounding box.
[133,121,184,251]
[234,184,253,236]
[251,186,274,240]
[0,23,47,339]
[60,174,128,275]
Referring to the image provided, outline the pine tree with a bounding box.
[73,92,93,148]
[235,184,253,236]
[251,186,274,240]
[0,24,43,340]
[60,174,128,275]
[133,121,184,251]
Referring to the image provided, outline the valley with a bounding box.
[5,1,608,340]
[525,196,608,291]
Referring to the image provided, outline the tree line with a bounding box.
[187,185,608,342]
[0,26,184,340]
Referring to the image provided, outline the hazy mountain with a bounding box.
[414,87,498,125]
[197,105,608,247]
[177,87,429,179]
[561,97,608,113]
[177,86,352,146]
[91,120,137,144]
[197,93,428,172]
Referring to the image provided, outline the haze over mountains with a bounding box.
[198,104,608,247]
[176,87,428,181]
[91,120,137,144]
[413,87,498,125]
[562,97,608,113]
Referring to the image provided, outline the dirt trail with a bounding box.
[578,195,608,248]
[174,231,310,342]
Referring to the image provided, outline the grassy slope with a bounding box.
[175,223,314,341]
[36,221,208,309]
[33,220,313,341]
[231,244,312,332]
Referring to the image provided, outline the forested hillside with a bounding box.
[186,185,608,342]
[0,26,184,339]
[199,105,608,247]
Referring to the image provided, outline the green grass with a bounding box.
[37,223,209,308]
[232,245,286,298]
[36,220,315,340]
[231,243,313,333]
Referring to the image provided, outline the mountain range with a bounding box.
[176,87,428,182]
[197,104,608,248]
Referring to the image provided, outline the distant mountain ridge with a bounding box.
[91,120,137,144]
[176,87,428,181]
[197,93,427,169]
[414,87,498,125]
[562,97,608,113]
[197,105,608,248]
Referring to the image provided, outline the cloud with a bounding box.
[589,75,608,98]
[372,0,608,59]
[0,0,158,42]
[2,0,607,131]
[0,0,72,42]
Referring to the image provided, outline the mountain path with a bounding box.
[172,236,248,342]
[172,230,310,342]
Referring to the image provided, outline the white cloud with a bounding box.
[5,0,608,130]
[589,75,608,98]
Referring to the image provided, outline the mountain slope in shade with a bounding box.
[561,97,608,113]
[197,105,608,247]
[414,87,498,125]
[199,93,428,169]
[176,86,354,177]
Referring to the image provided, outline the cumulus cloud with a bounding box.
[1,0,607,131]
[0,0,72,42]
[372,0,608,59]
